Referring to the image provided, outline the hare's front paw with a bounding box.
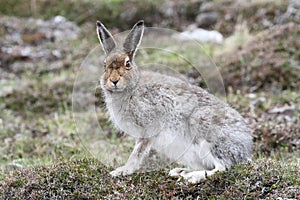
[110,165,134,177]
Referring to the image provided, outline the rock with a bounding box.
[0,15,81,45]
[186,69,200,79]
[199,2,217,12]
[278,0,300,23]
[0,15,79,77]
[37,15,81,42]
[186,23,198,31]
[268,105,300,114]
[174,27,223,44]
[196,12,219,28]
[120,7,138,22]
[22,32,47,44]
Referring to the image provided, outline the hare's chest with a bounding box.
[106,101,143,137]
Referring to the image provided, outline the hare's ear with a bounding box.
[96,21,116,54]
[123,20,144,60]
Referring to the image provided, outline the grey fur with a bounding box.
[123,20,144,60]
[97,21,253,183]
[96,21,116,54]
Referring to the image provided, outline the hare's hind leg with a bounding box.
[179,162,225,184]
[168,156,225,184]
[169,168,193,177]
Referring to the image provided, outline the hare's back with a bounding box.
[136,71,251,135]
[139,70,188,86]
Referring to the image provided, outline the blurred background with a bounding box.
[0,0,299,189]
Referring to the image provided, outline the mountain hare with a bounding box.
[96,20,252,184]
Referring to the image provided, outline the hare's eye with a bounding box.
[125,60,131,69]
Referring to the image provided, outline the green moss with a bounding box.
[0,72,74,117]
[0,158,299,199]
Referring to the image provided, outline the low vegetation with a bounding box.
[1,158,299,199]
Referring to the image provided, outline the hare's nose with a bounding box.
[110,79,119,86]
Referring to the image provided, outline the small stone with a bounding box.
[196,12,219,28]
[174,28,223,44]
[199,2,217,12]
[277,0,300,23]
[186,69,200,79]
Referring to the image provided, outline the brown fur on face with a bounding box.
[102,51,138,92]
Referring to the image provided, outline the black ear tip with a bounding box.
[136,20,144,27]
[96,21,102,27]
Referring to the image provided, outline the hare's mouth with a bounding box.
[105,85,126,93]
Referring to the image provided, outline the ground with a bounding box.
[0,0,299,199]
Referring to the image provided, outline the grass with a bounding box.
[0,158,299,199]
[217,22,300,93]
[0,0,169,29]
[0,0,299,198]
